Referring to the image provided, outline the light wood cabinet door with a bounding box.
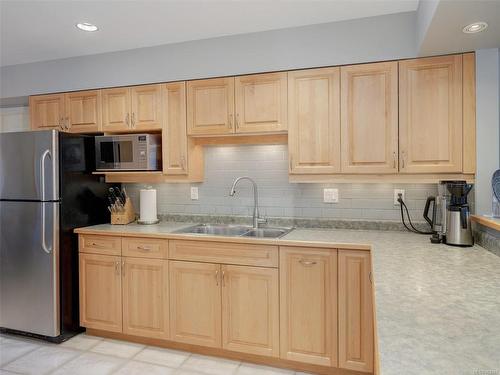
[64,90,101,133]
[338,250,373,373]
[288,68,341,174]
[79,253,122,333]
[123,257,169,339]
[399,55,463,173]
[102,87,131,131]
[163,82,188,174]
[169,261,222,347]
[280,246,337,367]
[131,84,162,131]
[221,265,279,357]
[187,78,234,135]
[341,62,398,174]
[234,72,287,133]
[30,94,65,130]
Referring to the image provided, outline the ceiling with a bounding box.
[0,0,419,67]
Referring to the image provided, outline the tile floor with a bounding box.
[0,333,313,375]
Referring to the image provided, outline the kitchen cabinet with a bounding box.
[79,253,122,333]
[122,257,169,339]
[279,246,338,367]
[187,78,235,135]
[30,94,65,131]
[169,261,222,347]
[130,84,162,131]
[101,87,131,131]
[221,265,279,357]
[187,73,288,136]
[64,90,101,133]
[338,249,373,373]
[102,84,162,132]
[163,82,188,174]
[341,62,398,174]
[288,67,341,174]
[234,72,287,133]
[399,55,463,173]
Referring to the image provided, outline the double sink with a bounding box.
[175,224,293,239]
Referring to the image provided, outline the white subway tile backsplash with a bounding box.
[125,145,452,223]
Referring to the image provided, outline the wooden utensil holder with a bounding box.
[111,198,136,225]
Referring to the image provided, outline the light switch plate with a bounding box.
[394,189,405,205]
[323,188,339,203]
[190,187,199,200]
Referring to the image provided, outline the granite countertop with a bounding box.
[75,222,500,375]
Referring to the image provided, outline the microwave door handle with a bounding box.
[40,149,52,254]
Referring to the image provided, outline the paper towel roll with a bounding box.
[139,188,158,223]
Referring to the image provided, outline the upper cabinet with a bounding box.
[30,94,65,131]
[399,55,463,173]
[163,82,188,175]
[288,67,341,174]
[187,73,288,136]
[65,90,101,133]
[341,62,398,174]
[102,85,162,132]
[187,78,235,135]
[234,72,287,133]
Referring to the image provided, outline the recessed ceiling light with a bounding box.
[76,22,98,32]
[462,22,488,34]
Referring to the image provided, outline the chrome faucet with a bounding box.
[229,176,266,228]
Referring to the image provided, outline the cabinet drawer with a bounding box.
[122,237,168,259]
[79,235,121,256]
[169,240,278,268]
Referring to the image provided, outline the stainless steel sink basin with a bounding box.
[241,227,292,238]
[174,224,293,239]
[175,224,252,236]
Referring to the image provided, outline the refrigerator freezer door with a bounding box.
[0,130,59,201]
[0,201,60,337]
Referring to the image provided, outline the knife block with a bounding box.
[111,198,136,225]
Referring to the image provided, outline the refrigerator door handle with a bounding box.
[40,149,52,254]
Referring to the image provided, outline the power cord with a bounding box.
[397,194,434,235]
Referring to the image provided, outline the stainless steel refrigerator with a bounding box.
[0,130,113,341]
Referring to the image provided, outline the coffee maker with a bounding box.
[424,180,474,246]
[445,181,474,246]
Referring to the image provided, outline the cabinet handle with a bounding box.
[125,113,130,127]
[115,261,120,276]
[289,155,293,171]
[228,114,233,129]
[60,117,64,131]
[393,152,396,169]
[65,117,70,130]
[215,270,219,286]
[401,151,406,169]
[90,242,104,247]
[369,272,373,284]
[122,260,125,277]
[180,156,186,171]
[131,112,135,128]
[235,114,240,129]
[222,270,226,287]
[137,246,151,251]
[299,259,317,266]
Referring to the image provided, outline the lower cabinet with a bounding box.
[222,265,279,357]
[122,257,169,339]
[79,253,122,333]
[169,261,222,347]
[338,250,374,373]
[279,247,338,367]
[169,261,280,356]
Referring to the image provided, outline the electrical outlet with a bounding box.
[394,189,405,205]
[323,188,339,203]
[190,187,199,200]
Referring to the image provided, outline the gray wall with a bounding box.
[475,48,500,215]
[125,145,438,223]
[0,11,417,101]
